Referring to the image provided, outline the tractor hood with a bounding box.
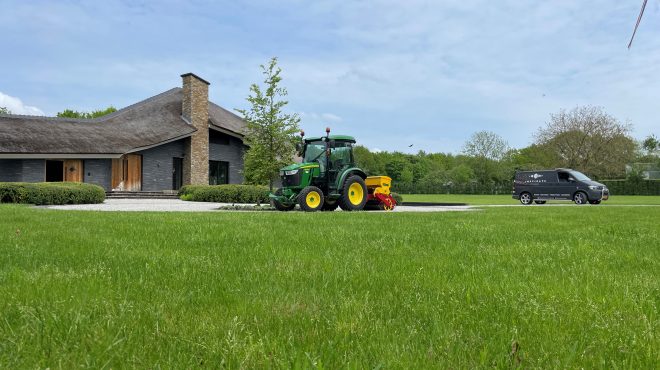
[280,162,320,172]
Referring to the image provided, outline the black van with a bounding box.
[512,168,609,205]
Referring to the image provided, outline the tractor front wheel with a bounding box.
[338,175,368,211]
[298,186,324,212]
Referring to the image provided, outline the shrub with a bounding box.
[179,184,270,204]
[0,182,105,205]
[391,192,403,205]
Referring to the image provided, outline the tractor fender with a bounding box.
[337,168,367,191]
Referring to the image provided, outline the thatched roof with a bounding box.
[0,87,245,156]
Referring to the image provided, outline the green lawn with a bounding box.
[0,205,658,368]
[401,193,660,205]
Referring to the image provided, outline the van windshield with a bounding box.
[569,170,591,181]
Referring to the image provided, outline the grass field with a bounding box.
[401,194,660,205]
[0,205,658,368]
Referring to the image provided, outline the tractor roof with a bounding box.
[304,135,356,143]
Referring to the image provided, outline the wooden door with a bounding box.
[126,154,142,191]
[111,155,142,191]
[111,158,123,189]
[63,160,83,182]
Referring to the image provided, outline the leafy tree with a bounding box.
[535,106,636,179]
[462,131,509,161]
[0,107,10,114]
[642,134,659,156]
[236,57,300,190]
[56,106,117,119]
[448,164,475,184]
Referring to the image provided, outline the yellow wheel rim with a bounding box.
[348,182,364,205]
[306,190,321,208]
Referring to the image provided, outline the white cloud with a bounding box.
[0,92,44,115]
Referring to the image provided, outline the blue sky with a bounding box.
[1,0,658,153]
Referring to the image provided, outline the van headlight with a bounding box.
[285,169,299,176]
[588,185,601,190]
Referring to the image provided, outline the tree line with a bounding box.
[355,106,657,187]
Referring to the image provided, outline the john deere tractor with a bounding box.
[269,128,397,212]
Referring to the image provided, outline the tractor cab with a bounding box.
[299,135,356,192]
[269,128,396,212]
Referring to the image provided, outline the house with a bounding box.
[0,73,246,191]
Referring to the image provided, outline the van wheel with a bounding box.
[573,192,587,205]
[589,200,601,205]
[534,200,546,204]
[519,192,532,205]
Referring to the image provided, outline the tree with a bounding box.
[462,131,509,161]
[57,106,117,119]
[236,57,300,190]
[0,107,10,114]
[535,105,636,178]
[642,134,659,157]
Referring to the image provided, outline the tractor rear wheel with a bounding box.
[298,186,324,212]
[338,175,367,211]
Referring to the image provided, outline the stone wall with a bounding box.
[181,73,209,186]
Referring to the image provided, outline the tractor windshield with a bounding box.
[303,141,326,164]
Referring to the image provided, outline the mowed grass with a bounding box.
[402,194,660,205]
[0,205,658,368]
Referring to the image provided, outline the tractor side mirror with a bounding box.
[329,139,336,147]
[295,142,303,154]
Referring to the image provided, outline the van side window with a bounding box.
[558,172,570,182]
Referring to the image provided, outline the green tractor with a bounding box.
[269,128,397,212]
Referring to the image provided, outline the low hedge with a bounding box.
[0,182,106,205]
[391,192,403,204]
[600,180,660,196]
[179,184,270,204]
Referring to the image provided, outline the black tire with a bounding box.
[298,186,324,212]
[322,200,339,211]
[573,191,588,205]
[534,200,546,205]
[589,200,601,205]
[519,192,533,205]
[271,189,295,211]
[338,175,368,211]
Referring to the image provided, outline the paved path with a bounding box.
[42,199,475,212]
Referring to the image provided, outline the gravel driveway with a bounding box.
[42,198,475,212]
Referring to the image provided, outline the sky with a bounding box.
[0,0,659,153]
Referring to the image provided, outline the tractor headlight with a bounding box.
[285,169,299,176]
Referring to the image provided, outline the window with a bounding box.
[210,131,230,145]
[303,141,326,163]
[45,160,64,182]
[209,161,229,185]
[330,142,353,168]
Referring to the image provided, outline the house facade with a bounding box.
[0,73,246,191]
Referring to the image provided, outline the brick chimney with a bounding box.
[181,73,210,185]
